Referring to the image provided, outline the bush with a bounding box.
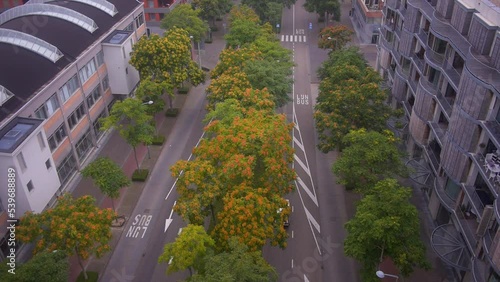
[178,85,191,94]
[76,271,98,282]
[210,26,219,32]
[132,169,149,182]
[165,108,179,117]
[318,16,325,23]
[152,135,165,145]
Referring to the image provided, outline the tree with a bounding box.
[228,4,260,25]
[192,0,232,27]
[317,47,366,80]
[158,224,214,276]
[314,48,390,152]
[249,36,293,65]
[344,179,430,281]
[5,251,69,282]
[224,18,263,48]
[160,4,209,42]
[212,184,290,252]
[243,59,292,108]
[304,0,341,22]
[130,29,205,108]
[332,129,407,192]
[17,194,115,280]
[81,157,131,211]
[189,237,278,282]
[210,47,261,79]
[206,69,252,110]
[318,25,353,51]
[100,98,155,170]
[242,0,296,22]
[134,77,169,117]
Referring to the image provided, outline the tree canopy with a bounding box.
[160,4,209,42]
[134,77,170,116]
[17,194,115,280]
[304,0,341,21]
[318,25,353,51]
[332,129,407,193]
[1,251,69,282]
[344,179,430,281]
[192,0,232,27]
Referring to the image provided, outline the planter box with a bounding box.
[165,108,180,117]
[152,135,165,145]
[132,169,149,182]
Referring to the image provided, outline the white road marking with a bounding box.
[178,228,183,235]
[294,35,297,42]
[296,177,318,206]
[296,176,322,255]
[294,154,311,176]
[281,35,284,41]
[293,110,318,201]
[291,259,294,268]
[168,256,173,265]
[286,35,289,42]
[292,230,294,238]
[304,206,321,234]
[299,36,302,42]
[304,274,310,282]
[304,36,306,43]
[293,135,304,152]
[164,219,173,233]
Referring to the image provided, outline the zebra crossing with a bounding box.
[281,34,307,43]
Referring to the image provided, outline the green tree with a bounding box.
[344,179,430,281]
[10,251,69,282]
[304,0,341,22]
[100,98,155,170]
[314,48,390,152]
[225,18,263,48]
[130,29,205,108]
[160,4,209,42]
[242,0,296,22]
[228,4,260,25]
[210,47,261,79]
[189,238,278,282]
[332,129,407,192]
[134,77,169,117]
[318,25,353,51]
[243,59,292,108]
[158,224,214,276]
[17,194,115,280]
[317,47,366,80]
[192,0,232,27]
[249,36,293,65]
[81,157,131,211]
[206,69,252,110]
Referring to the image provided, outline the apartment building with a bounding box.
[142,0,190,25]
[377,0,500,280]
[350,0,384,44]
[0,0,146,260]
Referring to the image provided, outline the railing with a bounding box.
[482,228,500,276]
[415,30,428,46]
[424,145,440,174]
[462,185,486,218]
[442,60,462,90]
[425,47,445,66]
[435,90,453,117]
[429,122,447,145]
[469,153,500,197]
[471,257,486,282]
[433,177,455,211]
[411,52,425,73]
[408,78,418,94]
[453,208,478,253]
[402,100,413,117]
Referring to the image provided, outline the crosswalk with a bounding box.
[281,34,307,43]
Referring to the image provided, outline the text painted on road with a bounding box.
[296,94,309,105]
[125,214,152,239]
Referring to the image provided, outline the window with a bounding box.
[102,75,110,91]
[27,180,34,192]
[68,103,86,130]
[57,153,77,185]
[78,59,97,84]
[45,159,52,169]
[135,13,144,27]
[75,130,93,161]
[124,22,134,31]
[17,152,27,171]
[60,75,80,102]
[147,13,156,21]
[87,86,101,109]
[96,50,105,66]
[37,132,46,149]
[35,94,60,119]
[48,124,67,151]
[93,110,107,140]
[147,0,154,7]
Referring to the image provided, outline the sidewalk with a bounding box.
[67,21,226,282]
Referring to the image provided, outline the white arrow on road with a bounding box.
[164,201,176,233]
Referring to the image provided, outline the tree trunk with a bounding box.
[325,11,328,28]
[210,204,216,225]
[168,94,173,109]
[188,266,193,276]
[133,146,140,170]
[111,198,115,212]
[75,246,87,280]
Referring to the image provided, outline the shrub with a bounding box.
[165,108,180,117]
[132,169,149,182]
[152,135,165,145]
[76,271,98,282]
[178,85,191,94]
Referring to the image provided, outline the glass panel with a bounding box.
[445,177,460,200]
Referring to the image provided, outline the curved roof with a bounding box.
[0,0,141,122]
[0,28,64,62]
[28,0,118,17]
[0,4,98,33]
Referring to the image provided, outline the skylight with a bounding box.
[0,28,64,63]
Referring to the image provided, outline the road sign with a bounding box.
[309,22,312,29]
[276,23,280,28]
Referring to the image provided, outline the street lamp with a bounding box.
[142,100,154,159]
[189,35,202,69]
[142,100,153,105]
[376,270,399,281]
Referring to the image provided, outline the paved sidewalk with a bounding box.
[66,22,226,282]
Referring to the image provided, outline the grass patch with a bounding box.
[165,108,180,117]
[152,135,165,145]
[76,271,98,282]
[132,169,149,182]
[178,85,191,94]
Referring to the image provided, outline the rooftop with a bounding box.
[103,30,132,44]
[0,117,43,153]
[0,0,141,124]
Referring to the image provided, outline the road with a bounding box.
[262,1,360,282]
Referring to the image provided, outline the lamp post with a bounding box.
[376,270,399,281]
[142,100,153,159]
[189,35,202,69]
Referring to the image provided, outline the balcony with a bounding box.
[469,153,499,197]
[425,47,445,67]
[424,144,440,175]
[429,122,447,145]
[483,121,500,152]
[435,90,453,118]
[462,185,494,219]
[433,178,455,211]
[482,229,500,276]
[442,61,462,90]
[415,30,428,46]
[453,208,478,253]
[411,52,425,73]
[408,78,418,94]
[402,100,413,117]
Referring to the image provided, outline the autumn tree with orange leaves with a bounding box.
[318,25,353,52]
[17,194,115,280]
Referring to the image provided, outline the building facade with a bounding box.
[377,0,500,280]
[0,0,26,10]
[142,0,189,25]
[0,0,146,260]
[350,0,384,44]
